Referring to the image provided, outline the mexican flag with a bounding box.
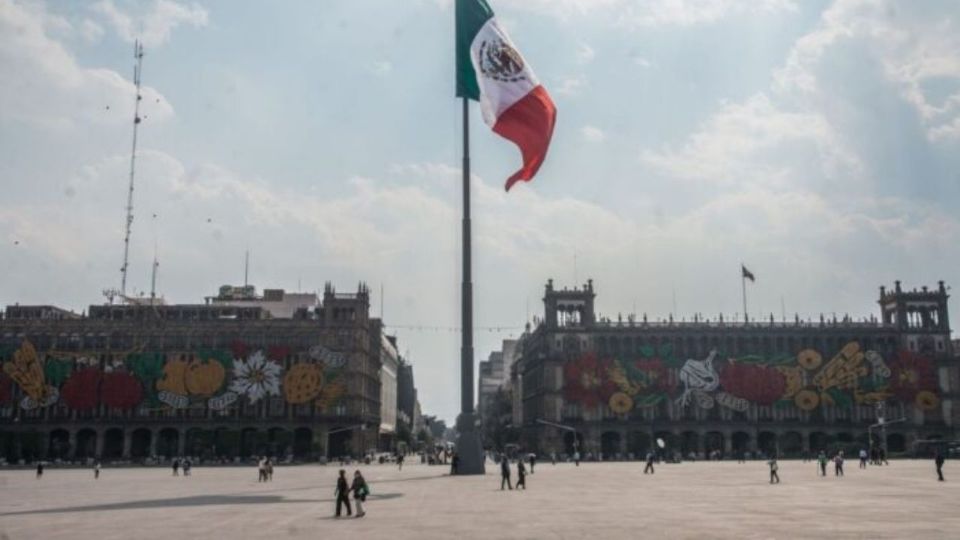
[456,0,557,191]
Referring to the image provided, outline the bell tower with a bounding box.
[879,280,951,355]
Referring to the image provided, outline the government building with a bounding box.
[511,279,955,459]
[0,283,420,464]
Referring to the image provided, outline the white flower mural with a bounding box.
[229,350,282,403]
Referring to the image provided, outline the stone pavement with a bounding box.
[0,459,956,539]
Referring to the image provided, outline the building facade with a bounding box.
[374,323,399,452]
[515,279,956,459]
[0,283,385,463]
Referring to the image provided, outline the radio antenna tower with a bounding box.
[120,40,145,299]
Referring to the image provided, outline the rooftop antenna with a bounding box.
[119,40,145,299]
[244,249,250,287]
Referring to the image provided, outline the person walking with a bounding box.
[94,460,101,480]
[183,459,192,476]
[266,458,274,481]
[859,448,868,469]
[500,454,513,490]
[935,452,945,482]
[529,453,536,474]
[818,451,827,477]
[768,458,780,484]
[834,451,844,477]
[36,461,44,479]
[573,450,580,467]
[172,458,180,476]
[258,457,267,482]
[397,453,404,471]
[516,459,527,490]
[451,452,460,475]
[351,470,369,517]
[335,469,352,517]
[644,450,655,474]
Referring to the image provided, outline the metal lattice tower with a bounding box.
[120,40,145,299]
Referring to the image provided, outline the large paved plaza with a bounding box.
[0,459,956,539]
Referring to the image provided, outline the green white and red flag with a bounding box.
[456,0,557,191]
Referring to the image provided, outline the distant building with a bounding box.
[478,339,518,425]
[207,285,319,319]
[0,282,384,463]
[373,321,399,452]
[514,279,956,459]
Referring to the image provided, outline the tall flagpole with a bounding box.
[455,94,484,474]
[461,96,474,416]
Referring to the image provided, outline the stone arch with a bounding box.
[48,429,70,460]
[214,428,239,458]
[780,431,803,457]
[157,428,179,458]
[76,428,97,459]
[627,431,651,457]
[887,433,906,453]
[809,431,829,453]
[267,427,292,458]
[758,431,777,456]
[704,431,724,457]
[680,431,700,456]
[732,431,751,454]
[293,427,313,458]
[600,431,621,459]
[131,428,152,459]
[103,428,124,459]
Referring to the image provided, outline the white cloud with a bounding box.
[581,125,605,143]
[640,93,861,187]
[576,42,595,64]
[79,19,104,42]
[370,60,393,76]
[774,0,960,143]
[0,0,174,132]
[555,76,586,97]
[92,0,207,48]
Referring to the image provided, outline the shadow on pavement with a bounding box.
[0,493,403,516]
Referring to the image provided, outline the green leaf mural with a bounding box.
[44,358,73,386]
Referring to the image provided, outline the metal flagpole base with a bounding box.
[454,412,485,475]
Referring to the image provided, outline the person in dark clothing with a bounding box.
[500,454,512,490]
[834,452,844,477]
[517,459,527,490]
[768,458,780,484]
[451,453,460,475]
[351,470,368,517]
[529,454,536,474]
[335,469,352,517]
[172,458,180,476]
[36,462,44,479]
[818,451,828,477]
[183,459,192,476]
[644,451,655,474]
[397,453,404,471]
[935,452,945,482]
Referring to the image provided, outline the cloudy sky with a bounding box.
[2,0,959,422]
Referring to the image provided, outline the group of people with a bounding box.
[171,458,192,476]
[257,457,274,482]
[334,469,369,518]
[498,453,531,490]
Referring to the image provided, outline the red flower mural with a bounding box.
[101,372,144,409]
[889,350,937,402]
[719,362,786,406]
[61,368,102,410]
[564,353,617,407]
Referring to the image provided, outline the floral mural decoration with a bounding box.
[3,341,59,409]
[719,361,786,406]
[230,350,282,403]
[563,353,617,408]
[61,367,102,410]
[889,350,939,410]
[101,371,143,409]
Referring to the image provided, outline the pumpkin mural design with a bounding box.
[156,356,189,396]
[185,358,226,397]
[284,363,324,404]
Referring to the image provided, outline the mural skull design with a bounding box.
[676,349,720,407]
